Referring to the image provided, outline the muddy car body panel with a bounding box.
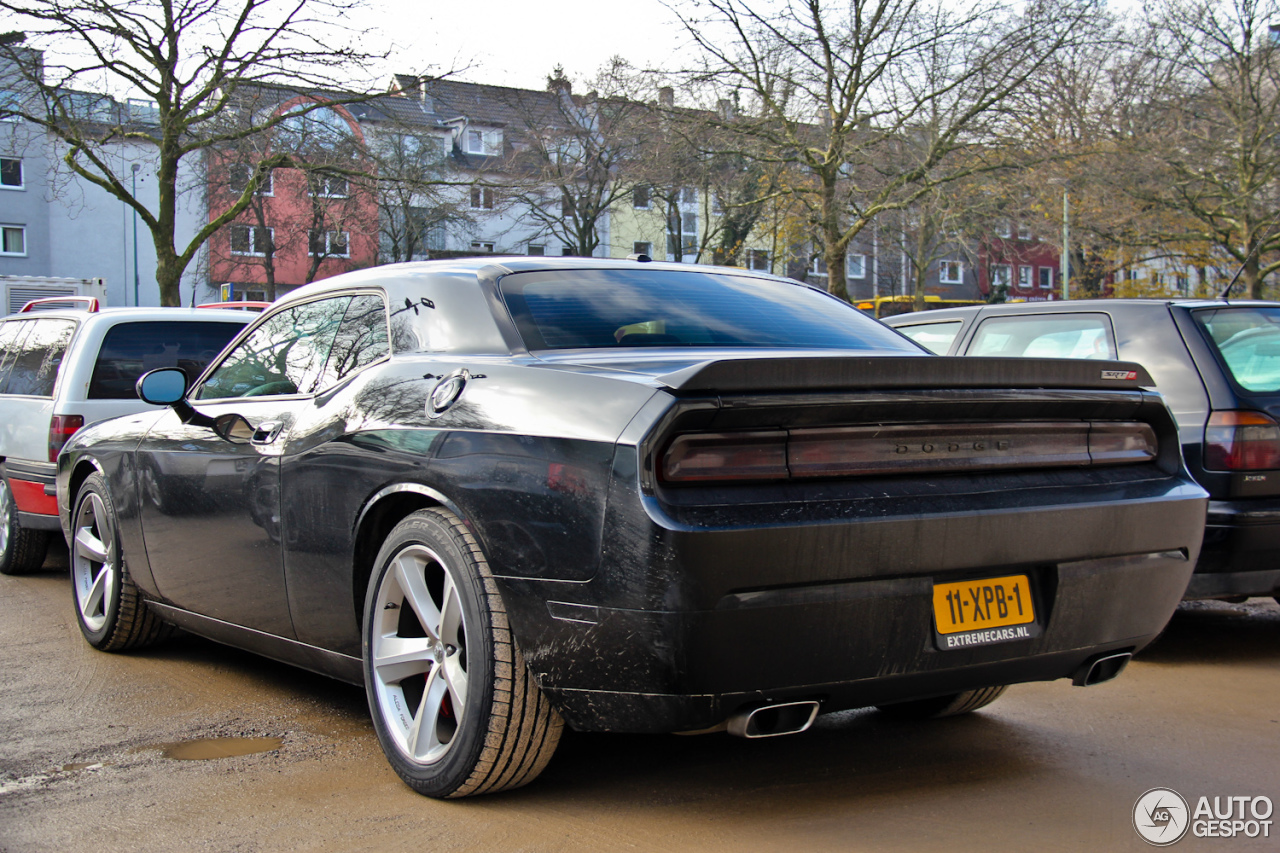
[59,259,1206,791]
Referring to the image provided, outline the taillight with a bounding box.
[662,431,789,482]
[1203,411,1280,471]
[48,414,84,462]
[660,422,1158,484]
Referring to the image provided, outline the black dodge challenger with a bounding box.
[57,258,1207,798]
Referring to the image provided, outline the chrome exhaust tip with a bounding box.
[1072,651,1132,687]
[726,701,820,738]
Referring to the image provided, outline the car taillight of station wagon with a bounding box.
[1203,411,1280,471]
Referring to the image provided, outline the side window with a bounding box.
[0,320,31,393]
[967,313,1116,360]
[5,319,76,396]
[196,298,350,400]
[895,320,962,355]
[88,321,246,399]
[315,294,390,390]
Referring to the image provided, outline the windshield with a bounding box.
[1195,307,1280,392]
[499,269,919,352]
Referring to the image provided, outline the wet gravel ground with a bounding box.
[1,540,1277,852]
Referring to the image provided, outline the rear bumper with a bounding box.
[3,459,58,520]
[1195,499,1280,597]
[498,473,1205,733]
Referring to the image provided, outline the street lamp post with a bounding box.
[131,164,140,307]
[1060,184,1070,301]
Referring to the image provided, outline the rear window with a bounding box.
[499,269,918,352]
[3,318,76,396]
[88,321,245,399]
[1194,307,1280,392]
[967,313,1116,360]
[894,320,962,354]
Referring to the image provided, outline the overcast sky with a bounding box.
[366,0,700,92]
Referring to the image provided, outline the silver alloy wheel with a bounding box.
[0,478,11,556]
[72,492,117,633]
[370,543,470,765]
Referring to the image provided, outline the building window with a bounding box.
[1017,224,1033,241]
[0,158,22,189]
[0,225,25,255]
[470,241,495,253]
[1039,267,1054,289]
[939,260,963,283]
[747,249,769,271]
[426,223,447,252]
[995,220,1011,239]
[310,173,348,198]
[1018,266,1033,288]
[561,246,574,256]
[229,164,273,195]
[847,253,866,279]
[230,225,273,256]
[680,187,697,205]
[308,230,349,258]
[633,241,652,257]
[670,208,701,256]
[810,254,827,276]
[528,244,545,256]
[470,186,495,210]
[991,264,1012,289]
[465,128,502,155]
[632,186,650,209]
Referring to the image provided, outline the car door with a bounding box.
[137,296,351,637]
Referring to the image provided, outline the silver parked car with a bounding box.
[0,298,251,574]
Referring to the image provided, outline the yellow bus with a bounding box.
[855,295,987,320]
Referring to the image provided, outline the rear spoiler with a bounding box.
[654,356,1155,394]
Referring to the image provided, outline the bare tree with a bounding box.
[673,0,1100,300]
[499,63,651,257]
[1114,0,1280,297]
[369,127,469,264]
[0,0,388,305]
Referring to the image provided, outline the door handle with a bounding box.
[250,421,283,445]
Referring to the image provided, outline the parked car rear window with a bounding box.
[88,321,246,399]
[1194,307,1280,392]
[967,313,1116,360]
[3,318,76,396]
[499,269,919,352]
[894,320,962,354]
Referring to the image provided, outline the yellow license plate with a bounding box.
[933,574,1035,635]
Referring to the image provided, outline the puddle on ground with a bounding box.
[143,736,284,761]
[60,762,109,772]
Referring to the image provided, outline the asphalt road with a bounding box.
[1,540,1277,853]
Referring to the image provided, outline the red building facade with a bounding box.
[976,223,1063,301]
[208,97,378,301]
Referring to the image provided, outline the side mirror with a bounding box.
[136,367,219,430]
[136,367,189,405]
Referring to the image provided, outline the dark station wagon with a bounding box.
[886,298,1280,602]
[58,260,1207,798]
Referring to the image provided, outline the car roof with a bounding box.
[2,306,255,323]
[270,256,808,308]
[883,298,1280,325]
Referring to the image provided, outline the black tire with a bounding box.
[876,685,1009,720]
[363,508,563,798]
[0,475,50,576]
[70,473,171,651]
